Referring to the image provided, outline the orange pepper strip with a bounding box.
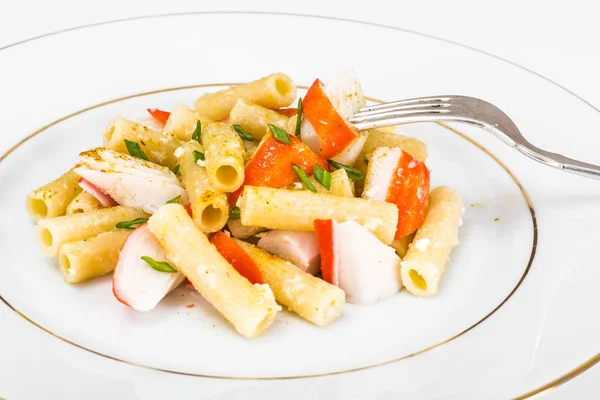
[302,79,357,159]
[210,232,265,285]
[386,150,431,239]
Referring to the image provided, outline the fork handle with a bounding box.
[515,143,600,180]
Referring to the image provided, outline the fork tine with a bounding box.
[350,109,454,131]
[358,96,453,113]
[349,107,452,125]
[354,102,452,119]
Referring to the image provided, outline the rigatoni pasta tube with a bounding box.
[148,204,279,338]
[37,206,147,257]
[329,169,355,198]
[236,240,345,326]
[65,191,103,215]
[194,73,297,120]
[400,187,463,296]
[26,169,82,221]
[229,99,290,140]
[240,186,398,244]
[203,122,245,192]
[58,230,130,283]
[104,117,182,169]
[179,141,228,233]
[163,104,213,142]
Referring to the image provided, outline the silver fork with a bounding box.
[348,95,600,180]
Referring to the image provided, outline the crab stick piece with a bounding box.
[78,178,117,207]
[210,232,265,284]
[362,147,430,239]
[315,219,402,304]
[74,148,187,214]
[228,133,328,205]
[257,230,321,275]
[147,108,171,126]
[112,224,185,311]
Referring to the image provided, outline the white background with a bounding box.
[1,0,598,398]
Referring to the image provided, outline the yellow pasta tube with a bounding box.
[229,99,290,140]
[240,186,398,244]
[355,130,428,194]
[178,141,228,233]
[148,204,280,338]
[58,230,130,283]
[227,219,265,240]
[203,122,245,192]
[194,73,297,120]
[104,117,182,169]
[163,104,213,142]
[65,191,103,215]
[400,187,463,296]
[37,206,147,257]
[329,169,355,198]
[26,169,82,221]
[236,240,345,326]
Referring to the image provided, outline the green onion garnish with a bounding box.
[327,159,365,180]
[124,139,149,161]
[232,124,254,141]
[313,164,331,190]
[229,206,241,219]
[292,164,316,192]
[172,164,180,174]
[268,124,291,144]
[193,150,205,162]
[295,97,303,136]
[115,217,149,229]
[191,120,202,143]
[141,256,178,273]
[166,195,181,204]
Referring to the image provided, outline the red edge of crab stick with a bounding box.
[313,219,338,286]
[302,79,358,159]
[78,177,118,207]
[147,108,171,126]
[210,232,265,285]
[387,151,431,239]
[228,134,328,205]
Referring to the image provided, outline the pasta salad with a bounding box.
[26,71,463,338]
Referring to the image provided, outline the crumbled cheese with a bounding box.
[292,182,303,190]
[414,238,431,252]
[174,147,185,158]
[282,275,306,297]
[196,159,206,167]
[223,230,231,237]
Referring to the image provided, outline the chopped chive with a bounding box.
[191,120,202,142]
[166,195,181,204]
[313,164,331,190]
[268,124,291,144]
[124,139,149,161]
[292,164,316,192]
[141,256,178,273]
[115,217,149,229]
[229,206,241,219]
[327,159,365,180]
[295,97,303,136]
[232,124,254,141]
[172,164,180,174]
[193,150,205,162]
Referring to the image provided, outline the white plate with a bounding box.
[0,12,599,400]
